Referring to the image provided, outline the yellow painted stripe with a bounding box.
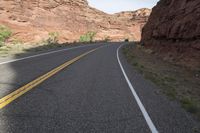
[0,48,98,109]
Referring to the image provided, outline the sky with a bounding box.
[88,0,159,14]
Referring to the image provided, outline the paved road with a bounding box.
[0,43,198,133]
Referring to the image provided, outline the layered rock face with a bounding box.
[141,0,200,69]
[0,0,151,43]
[114,8,151,41]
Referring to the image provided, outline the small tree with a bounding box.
[0,25,12,46]
[79,31,96,43]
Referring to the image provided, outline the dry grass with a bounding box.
[0,42,75,58]
[123,43,200,120]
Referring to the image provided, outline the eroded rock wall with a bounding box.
[0,0,151,43]
[141,0,200,69]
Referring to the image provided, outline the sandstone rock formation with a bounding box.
[0,0,151,43]
[141,0,200,70]
[114,8,151,41]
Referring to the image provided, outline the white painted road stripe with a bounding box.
[0,44,99,65]
[117,44,159,133]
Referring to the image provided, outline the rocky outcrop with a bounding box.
[0,0,151,43]
[114,8,151,41]
[141,0,200,70]
[115,8,151,20]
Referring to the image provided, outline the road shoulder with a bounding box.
[118,44,200,133]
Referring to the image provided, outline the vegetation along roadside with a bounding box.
[0,25,102,58]
[123,43,200,121]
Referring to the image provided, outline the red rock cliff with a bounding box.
[0,0,151,43]
[141,0,200,69]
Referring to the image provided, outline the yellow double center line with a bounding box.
[0,48,98,109]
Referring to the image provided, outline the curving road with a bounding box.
[0,43,198,133]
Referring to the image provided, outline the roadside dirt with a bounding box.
[123,43,200,121]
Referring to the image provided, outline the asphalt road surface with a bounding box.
[0,43,199,133]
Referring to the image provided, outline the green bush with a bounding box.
[0,25,12,46]
[47,32,59,44]
[79,31,96,42]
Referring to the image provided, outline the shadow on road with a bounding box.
[0,41,132,132]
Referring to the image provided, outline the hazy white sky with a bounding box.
[88,0,159,14]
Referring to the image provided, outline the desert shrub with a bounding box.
[104,36,110,42]
[47,32,59,44]
[12,38,23,44]
[180,97,199,114]
[79,31,96,42]
[0,25,12,46]
[0,41,3,47]
[125,39,129,42]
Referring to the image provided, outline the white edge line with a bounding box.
[117,44,159,133]
[0,44,99,65]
